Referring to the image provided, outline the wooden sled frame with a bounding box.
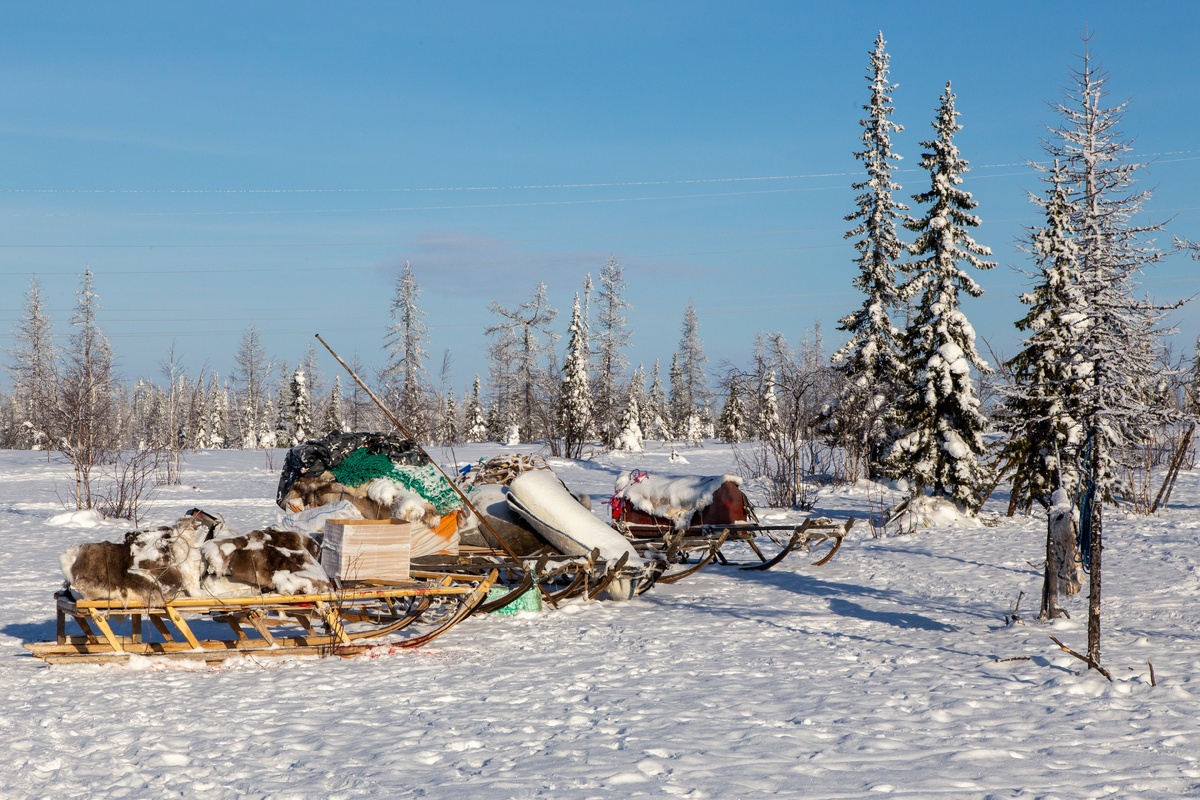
[25,570,497,666]
[620,516,854,581]
[414,546,662,608]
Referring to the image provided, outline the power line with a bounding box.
[1,150,1195,194]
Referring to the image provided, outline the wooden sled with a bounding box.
[414,545,662,608]
[25,570,497,666]
[617,505,853,580]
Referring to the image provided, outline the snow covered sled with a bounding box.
[27,510,497,665]
[609,470,853,581]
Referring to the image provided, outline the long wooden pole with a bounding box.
[314,333,526,566]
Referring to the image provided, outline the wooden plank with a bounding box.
[86,609,124,652]
[163,605,202,650]
[149,615,175,642]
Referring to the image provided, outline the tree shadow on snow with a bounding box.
[825,597,955,632]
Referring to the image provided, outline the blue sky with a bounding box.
[0,2,1197,396]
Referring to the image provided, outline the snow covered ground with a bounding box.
[2,443,1199,799]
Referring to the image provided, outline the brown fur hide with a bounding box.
[201,529,330,596]
[60,518,205,605]
[282,474,391,519]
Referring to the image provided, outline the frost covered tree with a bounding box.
[286,367,312,446]
[670,302,708,437]
[998,165,1088,512]
[757,368,782,443]
[439,390,460,446]
[1042,41,1176,502]
[885,82,995,512]
[1028,36,1180,669]
[592,257,632,445]
[58,269,119,509]
[645,359,670,440]
[208,372,229,448]
[831,31,911,478]
[323,376,346,435]
[486,282,558,442]
[717,376,747,443]
[558,294,594,459]
[6,277,58,450]
[233,322,272,448]
[384,261,431,435]
[613,390,644,453]
[464,375,488,442]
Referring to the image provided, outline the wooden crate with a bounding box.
[322,519,412,582]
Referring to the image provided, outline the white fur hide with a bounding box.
[365,478,441,525]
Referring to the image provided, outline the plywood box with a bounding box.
[322,519,412,582]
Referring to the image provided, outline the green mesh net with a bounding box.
[331,448,463,514]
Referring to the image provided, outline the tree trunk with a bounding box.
[1086,437,1103,667]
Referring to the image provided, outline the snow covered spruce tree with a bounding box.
[384,260,431,439]
[829,31,911,480]
[613,388,645,453]
[997,164,1089,514]
[323,376,346,435]
[286,366,312,446]
[592,257,633,445]
[885,82,995,513]
[558,294,594,459]
[464,375,488,442]
[717,375,747,443]
[644,360,670,440]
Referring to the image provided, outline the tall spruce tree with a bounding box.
[287,367,312,446]
[1043,40,1176,501]
[886,82,995,511]
[998,164,1089,512]
[323,376,346,435]
[832,31,910,476]
[558,294,594,459]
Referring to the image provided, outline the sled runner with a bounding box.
[610,470,853,580]
[26,570,497,665]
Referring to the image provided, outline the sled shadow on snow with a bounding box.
[3,620,56,644]
[724,569,966,632]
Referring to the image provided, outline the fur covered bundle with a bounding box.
[59,517,207,605]
[61,517,331,603]
[201,528,331,597]
[613,472,743,531]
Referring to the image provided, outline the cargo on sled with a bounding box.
[609,470,853,583]
[27,509,496,666]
